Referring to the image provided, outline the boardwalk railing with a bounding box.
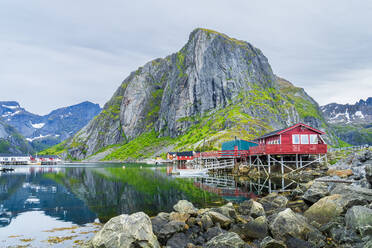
[195,150,250,158]
[249,144,327,155]
[328,144,369,152]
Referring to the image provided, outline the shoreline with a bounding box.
[83,148,372,248]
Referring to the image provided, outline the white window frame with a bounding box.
[301,134,309,144]
[292,134,300,144]
[309,134,318,144]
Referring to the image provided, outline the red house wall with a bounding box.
[279,126,321,145]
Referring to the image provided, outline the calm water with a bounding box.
[0,163,297,247]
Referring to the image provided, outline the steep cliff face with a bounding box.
[321,97,372,145]
[65,28,337,160]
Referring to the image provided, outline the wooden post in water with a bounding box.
[268,155,271,174]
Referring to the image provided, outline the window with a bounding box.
[310,134,318,144]
[292,134,300,144]
[301,134,309,144]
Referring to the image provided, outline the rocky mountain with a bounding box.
[61,28,339,160]
[0,101,101,151]
[321,98,372,124]
[321,97,372,145]
[0,120,33,155]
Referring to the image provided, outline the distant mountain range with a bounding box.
[0,101,101,154]
[321,97,372,145]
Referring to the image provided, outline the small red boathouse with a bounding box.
[250,123,327,155]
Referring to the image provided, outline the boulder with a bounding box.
[366,163,372,184]
[269,208,318,241]
[364,240,372,248]
[166,232,192,248]
[204,232,250,248]
[285,236,313,248]
[242,216,268,239]
[157,221,187,241]
[207,211,233,228]
[330,180,372,203]
[259,193,288,215]
[91,212,160,248]
[304,194,345,225]
[238,199,265,218]
[202,225,224,241]
[151,212,170,235]
[304,193,367,225]
[169,212,190,223]
[345,205,372,237]
[173,200,197,215]
[327,169,353,178]
[229,216,268,240]
[212,202,237,220]
[302,181,329,203]
[328,224,361,245]
[260,236,287,248]
[200,214,214,231]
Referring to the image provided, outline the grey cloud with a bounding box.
[0,0,371,113]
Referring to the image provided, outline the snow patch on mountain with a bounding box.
[30,122,45,129]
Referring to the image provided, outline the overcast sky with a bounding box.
[0,0,371,115]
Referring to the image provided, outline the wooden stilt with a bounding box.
[281,156,284,174]
[296,154,298,169]
[268,155,271,174]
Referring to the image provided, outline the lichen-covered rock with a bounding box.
[204,232,250,248]
[151,212,170,236]
[260,236,287,248]
[304,194,344,224]
[169,211,190,223]
[157,221,187,241]
[238,199,265,218]
[345,205,372,237]
[304,193,367,225]
[366,163,372,184]
[302,181,329,203]
[91,212,160,248]
[231,216,268,240]
[269,208,318,241]
[201,214,214,231]
[207,211,233,228]
[173,200,197,215]
[330,184,372,203]
[212,202,237,220]
[166,232,192,248]
[259,193,288,215]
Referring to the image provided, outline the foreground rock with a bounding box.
[345,205,372,237]
[302,181,329,203]
[173,200,197,215]
[258,193,288,215]
[238,199,265,218]
[204,232,250,248]
[269,208,319,242]
[260,236,286,248]
[89,212,160,248]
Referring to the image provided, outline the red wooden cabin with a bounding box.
[176,151,195,161]
[250,123,327,155]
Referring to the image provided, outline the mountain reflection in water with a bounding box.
[0,164,298,230]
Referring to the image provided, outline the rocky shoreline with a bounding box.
[83,149,372,248]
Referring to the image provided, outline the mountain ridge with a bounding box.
[321,97,372,145]
[55,28,340,160]
[0,101,102,152]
